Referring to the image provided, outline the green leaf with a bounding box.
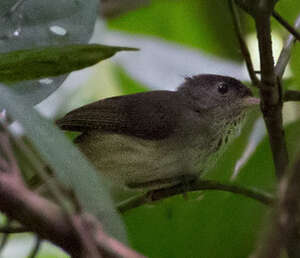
[0,44,138,83]
[0,84,127,243]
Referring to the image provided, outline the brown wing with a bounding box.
[56,91,182,140]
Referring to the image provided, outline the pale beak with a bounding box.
[242,97,260,107]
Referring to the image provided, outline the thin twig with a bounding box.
[0,219,12,255]
[275,14,300,79]
[228,0,260,86]
[0,233,9,254]
[28,236,42,258]
[12,135,101,258]
[1,0,27,19]
[4,125,100,257]
[83,214,146,258]
[283,90,300,102]
[272,10,300,41]
[10,134,70,211]
[0,126,144,258]
[118,180,274,213]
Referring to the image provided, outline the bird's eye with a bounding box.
[217,83,229,94]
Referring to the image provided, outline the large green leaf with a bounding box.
[108,0,246,60]
[0,0,99,106]
[122,115,300,258]
[0,84,127,243]
[0,44,137,83]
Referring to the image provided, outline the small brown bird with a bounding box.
[57,74,259,190]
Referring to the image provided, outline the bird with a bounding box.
[57,74,259,190]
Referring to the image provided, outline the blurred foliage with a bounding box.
[276,0,300,25]
[291,44,300,90]
[108,0,247,60]
[114,65,149,94]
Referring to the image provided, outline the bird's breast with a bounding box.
[77,131,195,188]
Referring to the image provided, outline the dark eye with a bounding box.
[217,82,229,94]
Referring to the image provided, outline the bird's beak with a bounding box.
[242,97,260,107]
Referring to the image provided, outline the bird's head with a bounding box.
[178,74,259,123]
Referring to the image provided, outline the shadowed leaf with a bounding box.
[0,44,138,83]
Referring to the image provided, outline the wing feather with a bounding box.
[56,91,182,140]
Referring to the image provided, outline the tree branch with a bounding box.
[255,151,300,258]
[251,212,282,258]
[118,180,274,213]
[0,129,145,258]
[254,8,289,178]
[279,152,300,258]
[229,0,260,86]
[0,219,11,255]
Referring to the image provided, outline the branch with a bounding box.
[279,152,300,258]
[252,151,300,258]
[275,14,300,79]
[229,0,260,86]
[118,180,274,213]
[283,90,300,102]
[0,129,145,258]
[0,219,11,255]
[2,0,27,18]
[11,129,101,257]
[272,11,300,41]
[254,6,289,178]
[251,212,282,258]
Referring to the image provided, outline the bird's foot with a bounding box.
[142,174,198,202]
[177,175,198,200]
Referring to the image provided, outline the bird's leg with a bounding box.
[177,174,198,200]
